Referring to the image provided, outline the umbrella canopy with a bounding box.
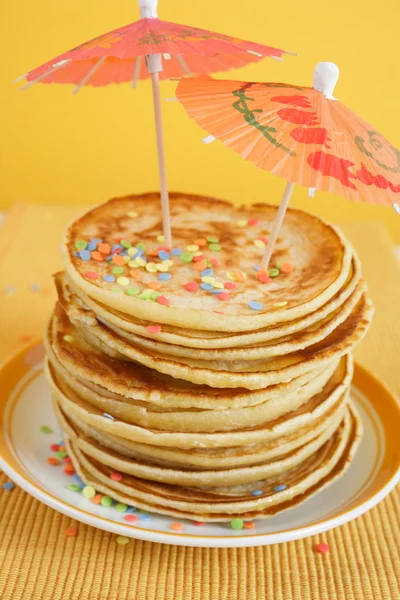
[15,0,292,248]
[176,65,400,207]
[19,2,290,90]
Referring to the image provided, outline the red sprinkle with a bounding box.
[217,292,230,301]
[214,310,224,314]
[147,325,161,334]
[47,457,60,466]
[193,255,204,262]
[248,218,259,226]
[98,243,110,255]
[315,543,330,554]
[170,522,183,531]
[63,457,72,463]
[149,248,159,257]
[185,282,199,292]
[91,251,104,262]
[91,494,103,505]
[193,521,205,526]
[124,514,138,522]
[64,464,76,475]
[65,527,77,537]
[258,236,269,244]
[58,445,66,452]
[156,296,169,306]
[280,262,294,274]
[112,255,125,266]
[50,443,59,452]
[110,472,123,482]
[194,238,207,247]
[224,282,236,290]
[258,271,272,283]
[84,271,98,280]
[210,259,219,267]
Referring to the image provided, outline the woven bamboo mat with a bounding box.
[0,202,399,600]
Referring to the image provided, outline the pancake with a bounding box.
[55,393,348,487]
[62,405,361,521]
[62,193,354,332]
[64,294,373,389]
[60,251,362,349]
[47,306,340,410]
[46,353,351,449]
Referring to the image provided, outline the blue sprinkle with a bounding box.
[72,474,84,486]
[158,250,170,260]
[136,249,144,257]
[120,249,129,256]
[200,283,213,291]
[211,288,222,294]
[158,273,172,281]
[79,249,91,261]
[126,506,137,513]
[274,484,287,492]
[111,244,122,253]
[2,482,15,491]
[130,251,141,260]
[138,512,152,521]
[201,269,213,277]
[74,251,80,257]
[171,248,182,256]
[87,241,97,252]
[103,275,115,283]
[251,489,263,496]
[249,301,263,310]
[103,412,114,420]
[91,238,103,244]
[253,265,260,272]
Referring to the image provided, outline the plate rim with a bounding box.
[0,340,400,548]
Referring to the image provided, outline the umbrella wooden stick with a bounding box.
[139,0,172,247]
[260,62,340,271]
[260,182,294,271]
[150,68,172,247]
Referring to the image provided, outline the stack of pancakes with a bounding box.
[45,193,373,522]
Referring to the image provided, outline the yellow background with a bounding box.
[1,0,400,240]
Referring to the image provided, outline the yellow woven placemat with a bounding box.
[0,202,399,600]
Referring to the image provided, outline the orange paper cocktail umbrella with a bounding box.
[176,62,400,268]
[15,0,292,247]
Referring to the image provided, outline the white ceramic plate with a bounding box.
[0,342,399,548]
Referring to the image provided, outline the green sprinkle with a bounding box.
[208,243,221,252]
[136,242,146,252]
[112,266,124,275]
[231,518,244,530]
[40,425,53,434]
[82,485,96,499]
[101,496,113,507]
[269,268,280,278]
[150,291,160,300]
[120,240,131,249]
[67,484,80,492]
[74,240,87,250]
[276,261,282,269]
[126,287,139,296]
[138,292,148,300]
[56,451,68,459]
[181,251,193,263]
[206,236,219,243]
[115,503,128,513]
[206,260,212,268]
[112,287,124,294]
[116,536,130,545]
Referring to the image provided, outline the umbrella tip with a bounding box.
[138,0,158,18]
[313,62,339,99]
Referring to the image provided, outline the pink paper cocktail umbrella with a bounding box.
[15,0,293,246]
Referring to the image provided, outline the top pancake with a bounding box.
[62,193,352,332]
